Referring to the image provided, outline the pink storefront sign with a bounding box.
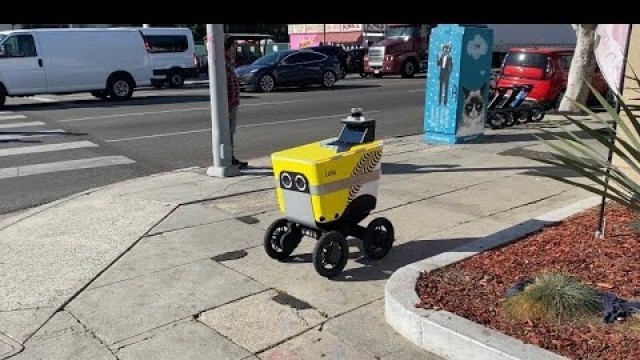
[289,34,320,49]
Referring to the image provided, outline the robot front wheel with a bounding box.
[264,218,303,261]
[313,231,349,278]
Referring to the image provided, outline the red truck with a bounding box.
[363,24,431,78]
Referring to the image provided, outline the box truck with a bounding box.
[0,28,152,108]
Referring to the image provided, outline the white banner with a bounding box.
[594,24,631,95]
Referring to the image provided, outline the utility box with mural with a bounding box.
[423,24,494,144]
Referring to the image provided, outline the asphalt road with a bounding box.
[0,74,427,215]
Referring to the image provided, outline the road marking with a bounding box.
[0,115,27,121]
[58,100,308,123]
[106,129,210,142]
[408,89,425,92]
[105,110,381,143]
[0,141,98,157]
[59,107,209,123]
[243,100,308,107]
[0,121,46,130]
[0,130,69,141]
[0,156,136,180]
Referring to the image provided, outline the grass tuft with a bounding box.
[503,272,602,323]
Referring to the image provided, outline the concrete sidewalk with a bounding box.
[0,118,601,360]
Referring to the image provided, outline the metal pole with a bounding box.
[362,24,367,48]
[596,24,633,238]
[206,24,240,177]
[323,24,326,45]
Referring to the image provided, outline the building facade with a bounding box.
[288,24,385,49]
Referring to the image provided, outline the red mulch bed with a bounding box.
[415,202,640,360]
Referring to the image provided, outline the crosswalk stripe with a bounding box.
[0,130,66,142]
[0,121,46,130]
[0,140,98,157]
[0,115,27,121]
[0,156,136,180]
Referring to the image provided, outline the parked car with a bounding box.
[495,47,611,110]
[346,47,369,77]
[139,27,199,88]
[305,45,349,79]
[0,28,152,108]
[235,49,340,93]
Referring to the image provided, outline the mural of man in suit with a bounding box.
[437,43,453,106]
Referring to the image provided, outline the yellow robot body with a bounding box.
[272,138,383,229]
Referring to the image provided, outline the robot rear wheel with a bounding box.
[362,217,395,260]
[264,218,303,261]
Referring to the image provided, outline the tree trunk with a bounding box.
[559,24,598,113]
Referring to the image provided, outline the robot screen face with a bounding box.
[279,171,309,193]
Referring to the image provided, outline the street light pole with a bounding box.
[206,24,240,177]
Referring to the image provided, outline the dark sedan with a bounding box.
[235,49,340,92]
[306,45,349,79]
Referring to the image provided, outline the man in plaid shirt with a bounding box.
[225,36,248,168]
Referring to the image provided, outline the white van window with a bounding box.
[1,34,37,58]
[144,35,188,53]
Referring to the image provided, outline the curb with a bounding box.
[385,196,602,360]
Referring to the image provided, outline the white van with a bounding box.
[138,27,199,88]
[0,28,152,108]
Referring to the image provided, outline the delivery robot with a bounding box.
[264,108,395,278]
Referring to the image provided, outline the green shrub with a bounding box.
[503,273,602,323]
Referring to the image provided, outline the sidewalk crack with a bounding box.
[67,310,120,360]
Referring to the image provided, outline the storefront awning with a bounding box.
[316,31,362,44]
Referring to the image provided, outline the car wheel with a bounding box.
[167,70,185,88]
[258,74,275,92]
[108,75,134,101]
[359,72,368,78]
[400,59,416,78]
[322,71,337,88]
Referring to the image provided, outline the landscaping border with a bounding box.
[384,196,602,360]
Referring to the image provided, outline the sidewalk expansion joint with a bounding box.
[111,318,190,352]
[21,205,179,345]
[0,306,49,313]
[67,310,120,360]
[179,185,273,208]
[193,288,272,320]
